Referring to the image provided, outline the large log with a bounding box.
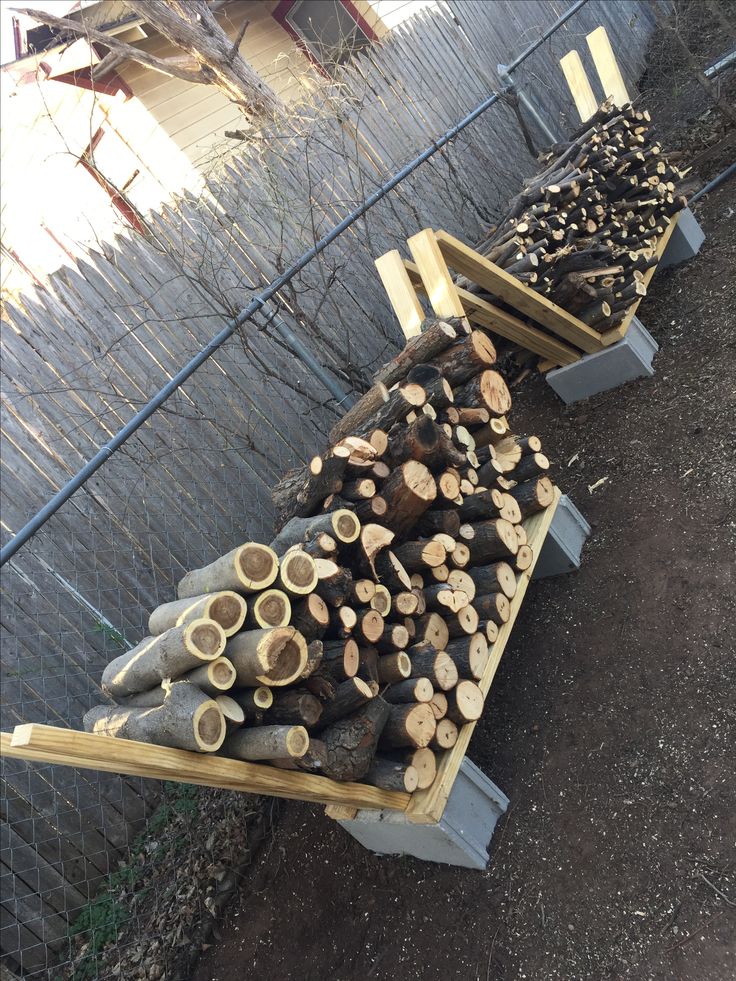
[374,318,459,387]
[365,758,419,792]
[301,697,391,782]
[271,509,360,555]
[317,677,374,728]
[178,543,278,598]
[445,634,489,681]
[148,591,246,637]
[245,589,291,629]
[328,382,391,444]
[383,677,434,704]
[446,681,485,725]
[272,446,351,527]
[407,646,458,691]
[379,703,436,749]
[509,476,555,517]
[290,593,329,642]
[473,593,511,626]
[453,370,512,417]
[380,461,437,538]
[392,747,437,789]
[467,519,519,564]
[180,656,236,696]
[468,561,517,599]
[268,689,323,727]
[433,330,497,385]
[102,619,226,697]
[84,682,225,753]
[223,725,309,761]
[388,416,467,472]
[278,550,318,596]
[226,627,307,687]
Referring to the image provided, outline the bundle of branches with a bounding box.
[85,318,556,795]
[469,98,694,331]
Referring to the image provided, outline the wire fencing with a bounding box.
[0,2,659,976]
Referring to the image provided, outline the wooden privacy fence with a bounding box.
[0,1,658,974]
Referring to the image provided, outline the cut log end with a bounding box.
[193,701,227,752]
[186,619,227,660]
[208,592,248,636]
[251,589,292,627]
[238,543,279,590]
[331,508,361,543]
[280,550,318,595]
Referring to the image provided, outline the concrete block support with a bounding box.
[338,758,509,869]
[658,207,705,270]
[546,316,658,404]
[533,494,591,579]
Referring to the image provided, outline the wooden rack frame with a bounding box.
[376,223,679,369]
[2,491,560,826]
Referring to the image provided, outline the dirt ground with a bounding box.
[192,159,736,981]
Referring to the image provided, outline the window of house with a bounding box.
[277,1,375,68]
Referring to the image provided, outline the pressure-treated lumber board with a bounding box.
[433,231,605,354]
[586,26,630,108]
[404,260,580,366]
[407,228,469,322]
[407,488,561,824]
[375,249,425,339]
[559,50,598,123]
[600,213,681,346]
[3,727,410,813]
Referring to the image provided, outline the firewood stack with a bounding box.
[468,98,692,331]
[84,318,556,795]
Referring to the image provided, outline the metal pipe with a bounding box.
[0,0,590,566]
[689,161,736,203]
[497,64,563,144]
[704,47,736,79]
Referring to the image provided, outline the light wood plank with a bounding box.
[375,250,426,339]
[407,228,469,321]
[404,260,580,366]
[560,50,599,123]
[434,231,605,354]
[600,213,681,345]
[407,488,561,824]
[587,26,630,108]
[4,728,410,813]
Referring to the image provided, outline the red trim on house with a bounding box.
[78,127,146,234]
[340,1,380,42]
[272,0,378,74]
[39,62,133,100]
[12,17,24,60]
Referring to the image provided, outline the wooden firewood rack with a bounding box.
[374,27,681,369]
[1,489,559,826]
[375,222,678,371]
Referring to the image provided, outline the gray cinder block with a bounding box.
[657,207,705,270]
[546,316,658,404]
[533,494,591,579]
[338,758,509,870]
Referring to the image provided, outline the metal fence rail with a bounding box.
[0,2,658,975]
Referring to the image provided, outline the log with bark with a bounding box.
[85,682,226,753]
[102,619,226,698]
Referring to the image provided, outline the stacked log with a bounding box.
[84,316,556,791]
[469,99,690,332]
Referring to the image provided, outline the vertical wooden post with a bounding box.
[559,50,598,122]
[586,26,630,107]
[407,229,469,327]
[375,250,426,339]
